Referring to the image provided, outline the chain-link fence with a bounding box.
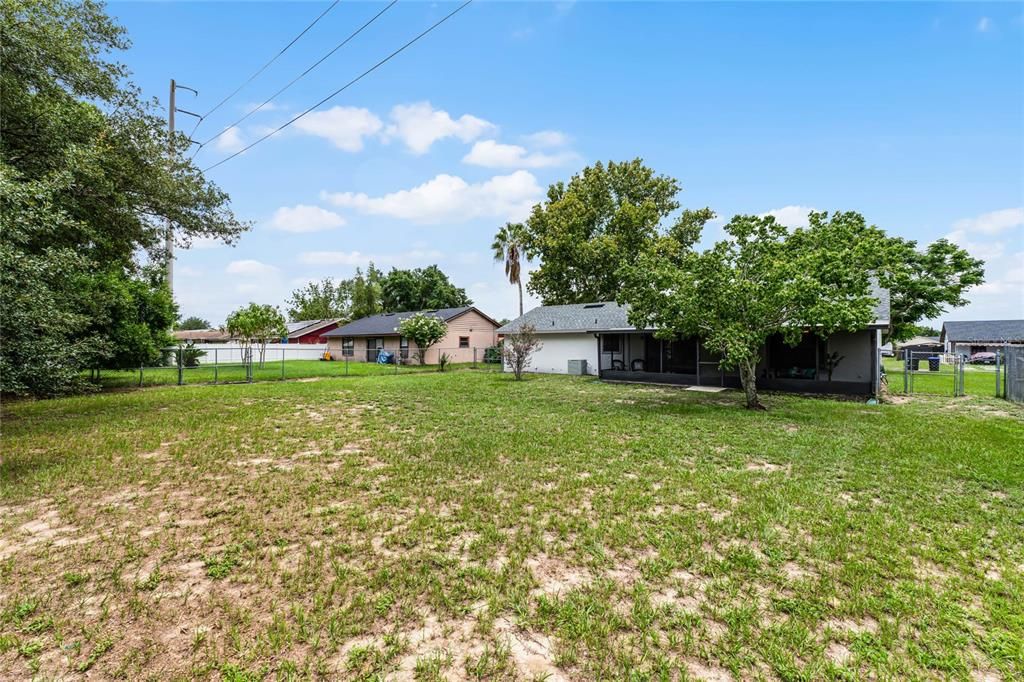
[884,349,1014,398]
[89,343,503,389]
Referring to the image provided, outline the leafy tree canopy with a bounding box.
[225,303,286,368]
[0,0,246,396]
[177,315,212,330]
[520,159,698,305]
[620,211,885,409]
[350,264,384,320]
[877,238,984,343]
[381,265,471,312]
[286,278,352,322]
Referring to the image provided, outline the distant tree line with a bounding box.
[285,264,471,323]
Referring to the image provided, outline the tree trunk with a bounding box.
[517,278,523,317]
[739,357,765,410]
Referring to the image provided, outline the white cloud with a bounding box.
[952,207,1024,236]
[214,126,245,153]
[522,130,570,148]
[384,102,495,154]
[321,171,542,224]
[298,248,445,268]
[944,230,1006,261]
[762,205,818,229]
[226,259,278,276]
[462,140,577,169]
[976,17,993,32]
[269,204,346,233]
[293,106,383,151]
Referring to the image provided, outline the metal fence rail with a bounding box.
[91,344,503,390]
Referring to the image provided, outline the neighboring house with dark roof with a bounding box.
[285,319,342,344]
[941,320,1024,356]
[322,306,499,364]
[895,335,943,358]
[497,284,891,396]
[172,329,232,344]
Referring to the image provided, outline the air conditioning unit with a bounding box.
[568,359,587,375]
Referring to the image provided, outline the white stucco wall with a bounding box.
[506,333,598,375]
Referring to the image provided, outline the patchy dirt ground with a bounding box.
[2,373,1022,680]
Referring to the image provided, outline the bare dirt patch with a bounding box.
[685,658,734,681]
[526,555,591,597]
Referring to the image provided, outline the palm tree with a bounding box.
[492,222,527,317]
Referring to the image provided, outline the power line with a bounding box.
[187,0,340,137]
[203,0,473,173]
[197,0,398,152]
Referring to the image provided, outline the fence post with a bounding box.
[177,348,183,386]
[995,351,1001,398]
[281,347,286,381]
[214,348,218,384]
[139,363,143,387]
[473,347,477,368]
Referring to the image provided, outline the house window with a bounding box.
[341,338,354,356]
[399,336,409,359]
[459,336,470,348]
[602,334,620,353]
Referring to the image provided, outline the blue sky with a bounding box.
[111,1,1024,325]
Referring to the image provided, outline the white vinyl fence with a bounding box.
[188,343,328,362]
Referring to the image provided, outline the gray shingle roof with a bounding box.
[498,282,891,335]
[941,320,1024,344]
[323,306,492,337]
[497,302,638,334]
[870,280,890,326]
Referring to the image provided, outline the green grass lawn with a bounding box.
[2,373,1022,680]
[883,357,1003,397]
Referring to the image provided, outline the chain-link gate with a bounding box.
[902,350,964,396]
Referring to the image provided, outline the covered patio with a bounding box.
[596,331,877,395]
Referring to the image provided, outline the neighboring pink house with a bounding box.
[323,306,500,364]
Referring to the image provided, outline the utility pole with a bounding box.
[166,79,200,298]
[166,78,176,295]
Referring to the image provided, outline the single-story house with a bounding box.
[285,319,342,344]
[497,287,890,396]
[322,306,499,364]
[172,329,232,344]
[895,335,943,358]
[941,320,1024,356]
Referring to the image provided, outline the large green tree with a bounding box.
[877,238,984,344]
[519,159,696,305]
[380,265,471,312]
[350,264,384,320]
[620,211,885,410]
[0,0,246,396]
[286,278,353,322]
